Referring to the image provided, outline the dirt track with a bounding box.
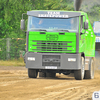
[0,65,100,100]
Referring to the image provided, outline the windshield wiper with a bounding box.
[31,29,47,32]
[53,29,69,32]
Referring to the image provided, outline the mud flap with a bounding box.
[85,57,91,70]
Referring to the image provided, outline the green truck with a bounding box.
[21,10,95,80]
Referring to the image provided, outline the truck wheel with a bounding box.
[28,69,38,78]
[74,57,85,80]
[84,58,94,79]
[39,72,46,77]
[46,72,56,78]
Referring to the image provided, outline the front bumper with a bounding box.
[25,52,81,70]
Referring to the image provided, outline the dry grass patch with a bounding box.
[0,58,25,66]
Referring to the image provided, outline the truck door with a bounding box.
[79,16,85,52]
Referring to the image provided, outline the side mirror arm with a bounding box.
[80,32,84,35]
[80,29,85,35]
[20,13,27,30]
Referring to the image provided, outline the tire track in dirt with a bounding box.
[44,79,99,90]
[52,86,83,100]
[0,66,100,100]
[33,85,98,100]
[79,86,100,100]
[34,86,83,100]
[60,88,81,100]
[33,79,99,100]
[60,85,99,100]
[53,86,82,100]
[70,88,87,100]
[44,81,84,89]
[65,87,97,100]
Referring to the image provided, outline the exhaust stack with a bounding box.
[74,0,83,11]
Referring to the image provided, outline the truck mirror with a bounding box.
[20,19,25,30]
[84,22,88,30]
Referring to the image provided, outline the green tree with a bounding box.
[0,1,9,38]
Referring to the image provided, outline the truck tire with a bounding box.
[74,57,85,80]
[28,69,38,78]
[46,72,56,78]
[39,72,46,77]
[84,58,94,79]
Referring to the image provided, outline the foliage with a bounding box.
[80,0,100,25]
[0,1,8,38]
[0,0,32,38]
[0,38,26,60]
[0,39,6,60]
[87,5,100,25]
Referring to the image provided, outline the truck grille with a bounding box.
[42,55,60,66]
[32,40,73,52]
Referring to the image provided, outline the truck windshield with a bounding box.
[94,22,100,36]
[28,16,79,32]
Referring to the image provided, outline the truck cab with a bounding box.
[21,10,95,80]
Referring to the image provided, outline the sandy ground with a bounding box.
[0,51,100,100]
[0,65,100,100]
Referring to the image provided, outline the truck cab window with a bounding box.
[80,16,83,31]
[28,16,79,32]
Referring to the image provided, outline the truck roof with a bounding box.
[27,10,86,18]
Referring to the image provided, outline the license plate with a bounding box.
[45,66,57,69]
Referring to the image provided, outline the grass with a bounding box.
[0,58,25,66]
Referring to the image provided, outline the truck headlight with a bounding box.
[68,58,76,62]
[27,57,35,61]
